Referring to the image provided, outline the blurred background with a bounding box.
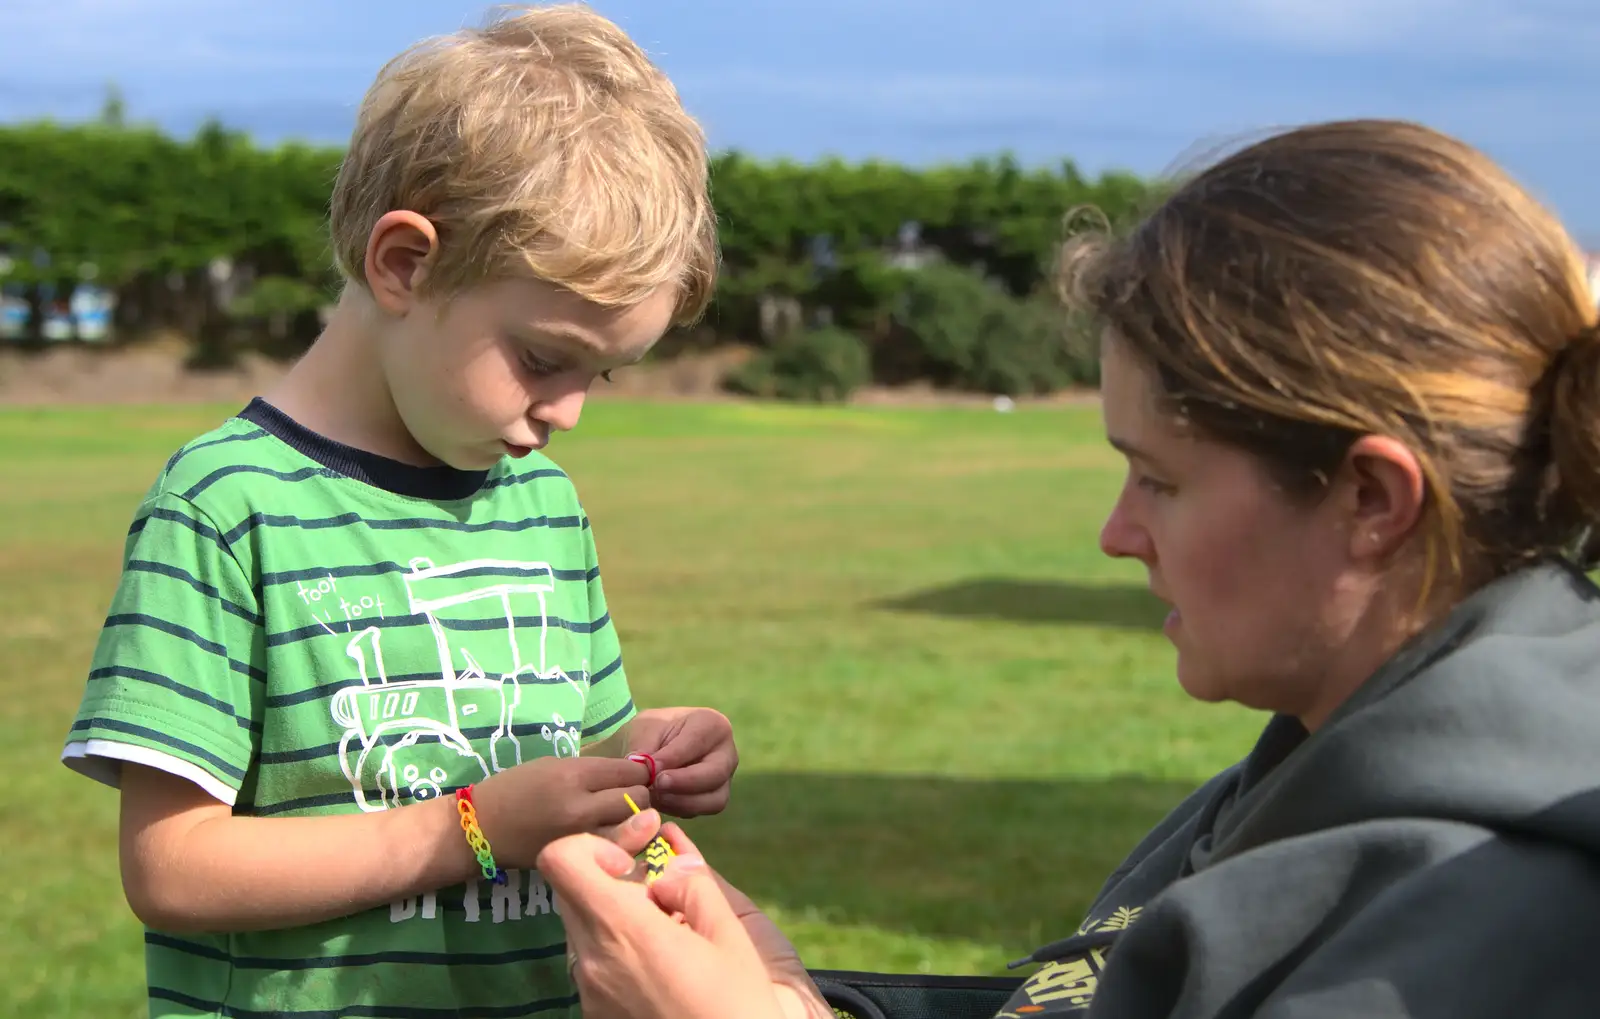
[3,2,1596,1016]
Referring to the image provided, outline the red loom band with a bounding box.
[627,752,657,786]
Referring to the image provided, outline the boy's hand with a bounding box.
[626,707,738,818]
[471,755,654,870]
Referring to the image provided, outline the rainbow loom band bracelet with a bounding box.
[455,785,508,885]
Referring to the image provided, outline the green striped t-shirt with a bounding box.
[63,397,637,1018]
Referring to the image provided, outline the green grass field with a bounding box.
[0,398,1263,1018]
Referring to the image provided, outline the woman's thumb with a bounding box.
[650,857,759,960]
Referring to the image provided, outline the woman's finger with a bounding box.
[535,832,640,933]
[647,856,767,973]
[656,824,762,917]
[658,821,702,857]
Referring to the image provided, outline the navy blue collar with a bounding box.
[238,397,490,501]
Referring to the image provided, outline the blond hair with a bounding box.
[1059,119,1600,593]
[329,3,717,324]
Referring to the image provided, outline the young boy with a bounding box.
[59,5,734,1016]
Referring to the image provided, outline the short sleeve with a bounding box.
[61,490,264,805]
[577,513,635,746]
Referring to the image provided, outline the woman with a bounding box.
[536,117,1600,1018]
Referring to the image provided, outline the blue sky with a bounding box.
[5,0,1599,239]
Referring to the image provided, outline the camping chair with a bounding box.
[806,968,1025,1019]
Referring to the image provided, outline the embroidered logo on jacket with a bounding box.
[996,906,1143,1016]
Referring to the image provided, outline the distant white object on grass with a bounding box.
[993,395,1015,413]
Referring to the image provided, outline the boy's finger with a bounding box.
[647,716,732,772]
[598,807,663,856]
[653,754,733,794]
[653,787,730,818]
[577,756,656,791]
[577,783,653,833]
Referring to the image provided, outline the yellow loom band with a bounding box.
[623,791,676,884]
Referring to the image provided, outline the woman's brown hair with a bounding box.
[1059,118,1600,592]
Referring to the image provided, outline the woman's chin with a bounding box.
[1174,654,1231,705]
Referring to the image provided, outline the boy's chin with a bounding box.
[429,443,505,471]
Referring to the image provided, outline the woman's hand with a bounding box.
[651,824,833,1019]
[537,814,831,1019]
[538,827,781,1019]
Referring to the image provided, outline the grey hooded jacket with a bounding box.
[998,558,1600,1018]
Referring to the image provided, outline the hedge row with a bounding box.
[0,113,1166,394]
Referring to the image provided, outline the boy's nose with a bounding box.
[533,389,588,433]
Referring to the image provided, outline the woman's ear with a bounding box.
[1335,435,1427,562]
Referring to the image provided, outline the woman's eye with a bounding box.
[1136,474,1175,496]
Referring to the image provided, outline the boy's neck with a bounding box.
[262,291,440,467]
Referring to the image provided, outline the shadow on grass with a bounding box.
[676,771,1197,963]
[872,578,1169,631]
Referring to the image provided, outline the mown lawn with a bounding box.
[0,398,1263,1018]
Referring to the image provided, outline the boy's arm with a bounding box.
[117,753,651,934]
[118,762,476,933]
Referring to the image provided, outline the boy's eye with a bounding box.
[520,352,561,376]
[517,346,616,383]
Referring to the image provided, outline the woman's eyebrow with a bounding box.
[1108,435,1163,466]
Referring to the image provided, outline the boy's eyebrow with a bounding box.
[514,325,600,350]
[512,325,650,366]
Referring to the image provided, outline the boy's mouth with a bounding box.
[502,441,534,457]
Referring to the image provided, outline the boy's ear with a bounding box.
[364,211,439,314]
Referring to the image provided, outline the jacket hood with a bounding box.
[1204,557,1600,867]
